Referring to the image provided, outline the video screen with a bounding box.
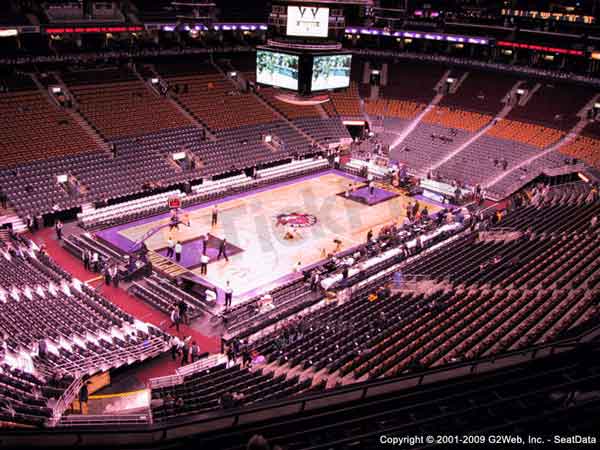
[256,50,299,91]
[311,54,352,91]
[286,6,329,38]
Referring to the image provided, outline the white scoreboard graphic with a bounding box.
[286,6,329,38]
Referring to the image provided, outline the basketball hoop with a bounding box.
[168,196,181,210]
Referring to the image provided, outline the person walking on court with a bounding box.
[166,236,175,258]
[217,238,229,261]
[367,229,373,243]
[369,180,375,196]
[174,241,182,263]
[224,281,233,310]
[211,205,219,227]
[200,253,209,275]
[200,234,208,255]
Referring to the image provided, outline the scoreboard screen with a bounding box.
[311,54,352,91]
[286,6,329,38]
[256,50,300,91]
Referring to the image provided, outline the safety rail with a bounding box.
[175,353,227,378]
[57,414,150,427]
[47,376,84,427]
[148,373,183,390]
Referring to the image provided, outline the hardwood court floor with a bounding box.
[119,172,442,296]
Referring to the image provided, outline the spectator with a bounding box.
[177,299,188,325]
[169,335,182,360]
[242,346,252,368]
[103,264,112,285]
[191,341,201,362]
[82,249,90,271]
[181,341,190,366]
[226,344,236,367]
[91,251,99,272]
[169,307,181,333]
[79,381,89,415]
[55,220,63,240]
[110,265,119,288]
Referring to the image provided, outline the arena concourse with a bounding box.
[0,1,600,449]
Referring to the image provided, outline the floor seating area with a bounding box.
[186,158,328,204]
[78,189,182,230]
[255,157,329,182]
[63,232,124,263]
[130,274,213,320]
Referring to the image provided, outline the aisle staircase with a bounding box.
[145,65,217,141]
[43,72,111,153]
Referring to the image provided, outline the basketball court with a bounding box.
[97,170,442,297]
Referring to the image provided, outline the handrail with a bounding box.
[57,414,150,427]
[147,373,183,390]
[48,375,84,427]
[175,354,226,378]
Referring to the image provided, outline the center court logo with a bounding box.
[275,212,317,228]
